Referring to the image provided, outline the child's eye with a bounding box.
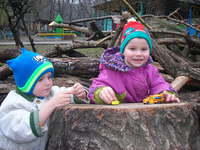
[38,78,44,82]
[142,48,148,51]
[130,47,136,51]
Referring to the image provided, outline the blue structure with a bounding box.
[187,7,200,38]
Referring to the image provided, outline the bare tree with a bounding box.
[0,0,37,51]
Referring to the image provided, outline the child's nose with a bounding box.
[135,50,142,55]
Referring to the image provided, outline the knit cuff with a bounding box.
[163,90,178,96]
[30,111,44,137]
[94,87,107,104]
[74,95,90,104]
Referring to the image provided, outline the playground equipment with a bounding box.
[37,14,79,39]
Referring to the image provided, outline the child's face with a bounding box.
[123,38,150,68]
[33,72,53,97]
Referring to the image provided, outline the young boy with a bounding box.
[88,20,180,104]
[0,48,88,150]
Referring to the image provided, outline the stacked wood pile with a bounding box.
[1,10,200,100]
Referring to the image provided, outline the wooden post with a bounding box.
[171,76,190,91]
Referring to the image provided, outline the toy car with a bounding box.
[143,94,165,104]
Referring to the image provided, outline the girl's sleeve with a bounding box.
[0,108,46,143]
[88,65,112,103]
[147,65,175,95]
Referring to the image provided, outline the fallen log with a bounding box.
[47,102,200,150]
[50,57,99,78]
[0,65,12,80]
[45,40,106,57]
[0,48,20,63]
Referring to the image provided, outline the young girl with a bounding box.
[88,21,180,104]
[0,48,88,150]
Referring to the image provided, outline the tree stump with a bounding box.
[47,103,200,150]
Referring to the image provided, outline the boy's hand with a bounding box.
[73,83,87,99]
[50,90,73,108]
[163,91,180,103]
[99,87,117,104]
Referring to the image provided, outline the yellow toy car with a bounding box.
[143,94,165,104]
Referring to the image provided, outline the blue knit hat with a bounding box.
[120,21,152,53]
[6,48,54,95]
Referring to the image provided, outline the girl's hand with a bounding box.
[99,87,117,104]
[163,91,180,103]
[73,83,87,99]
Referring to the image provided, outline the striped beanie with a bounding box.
[6,48,54,95]
[120,21,152,53]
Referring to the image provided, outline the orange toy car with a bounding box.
[143,94,165,104]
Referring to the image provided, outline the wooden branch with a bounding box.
[168,8,181,18]
[150,30,186,38]
[121,0,152,30]
[171,76,191,91]
[157,38,185,45]
[49,21,90,34]
[108,17,127,47]
[142,15,200,33]
[96,35,112,47]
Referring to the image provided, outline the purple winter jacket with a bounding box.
[88,47,174,103]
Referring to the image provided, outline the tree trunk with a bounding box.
[46,102,200,150]
[21,18,36,52]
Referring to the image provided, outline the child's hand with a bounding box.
[72,83,87,99]
[163,91,180,103]
[50,90,73,108]
[39,90,73,127]
[99,87,117,104]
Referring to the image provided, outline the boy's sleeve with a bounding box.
[0,109,46,143]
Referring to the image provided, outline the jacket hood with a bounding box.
[100,47,153,72]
